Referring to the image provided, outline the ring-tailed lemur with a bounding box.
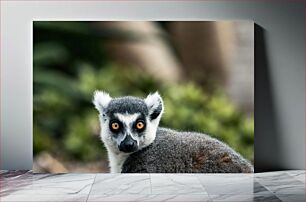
[93,91,254,173]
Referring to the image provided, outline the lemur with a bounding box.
[93,91,254,173]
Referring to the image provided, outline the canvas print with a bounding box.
[33,21,254,173]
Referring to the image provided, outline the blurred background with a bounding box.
[33,21,254,173]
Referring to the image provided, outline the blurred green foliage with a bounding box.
[34,22,253,164]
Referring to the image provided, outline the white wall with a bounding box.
[0,0,304,171]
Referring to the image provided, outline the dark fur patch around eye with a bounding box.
[150,101,162,120]
[133,119,146,133]
[109,119,123,133]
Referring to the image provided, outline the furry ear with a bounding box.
[145,92,164,121]
[93,91,112,115]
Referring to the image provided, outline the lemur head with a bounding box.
[93,91,164,154]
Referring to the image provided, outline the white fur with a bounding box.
[107,151,129,173]
[115,113,140,127]
[94,91,164,173]
[114,113,140,143]
[100,125,129,173]
[144,92,164,141]
[144,92,164,117]
[93,91,112,115]
[142,120,157,149]
[100,113,141,173]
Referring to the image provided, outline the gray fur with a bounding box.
[122,128,253,173]
[106,97,149,116]
[93,91,254,173]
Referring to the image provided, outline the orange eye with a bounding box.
[136,122,145,130]
[111,122,120,130]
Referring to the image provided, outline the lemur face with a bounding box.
[93,91,164,154]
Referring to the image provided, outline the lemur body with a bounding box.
[122,127,253,173]
[93,91,253,173]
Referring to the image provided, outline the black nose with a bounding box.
[119,135,138,153]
